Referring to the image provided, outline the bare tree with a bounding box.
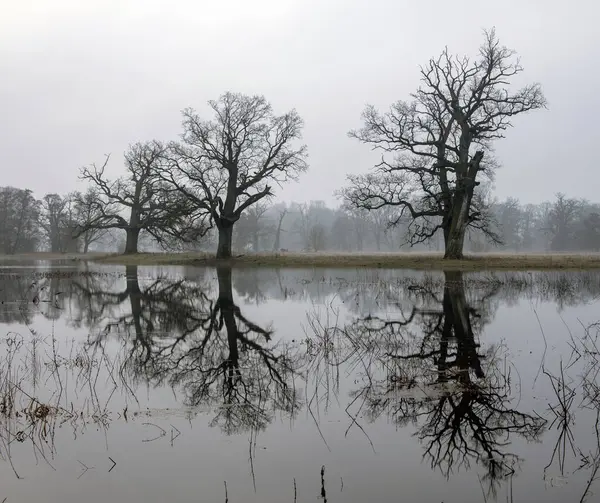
[292,201,328,251]
[76,141,210,254]
[342,29,546,258]
[308,224,327,251]
[496,197,522,250]
[72,188,109,253]
[82,266,299,434]
[161,92,308,258]
[235,200,272,252]
[341,203,370,251]
[40,193,78,252]
[272,206,288,251]
[543,193,582,251]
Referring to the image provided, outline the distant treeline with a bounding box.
[0,186,598,254]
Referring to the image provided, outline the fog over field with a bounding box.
[1,0,597,205]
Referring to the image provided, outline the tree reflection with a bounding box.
[170,268,298,433]
[0,272,42,325]
[308,271,545,496]
[74,265,210,372]
[80,266,299,434]
[0,267,86,325]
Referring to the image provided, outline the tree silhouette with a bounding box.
[306,271,545,497]
[77,266,299,434]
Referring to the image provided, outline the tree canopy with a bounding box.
[76,140,210,254]
[342,29,546,258]
[160,92,308,258]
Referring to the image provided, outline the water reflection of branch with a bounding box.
[303,270,545,499]
[83,266,301,436]
[543,362,577,478]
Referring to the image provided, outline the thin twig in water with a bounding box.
[477,473,488,503]
[343,387,376,453]
[580,454,600,503]
[248,429,257,492]
[307,394,331,452]
[543,361,577,476]
[170,424,181,446]
[77,459,94,479]
[320,465,327,503]
[532,305,548,386]
[142,422,167,442]
[224,480,228,503]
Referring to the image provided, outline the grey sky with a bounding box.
[1,0,597,206]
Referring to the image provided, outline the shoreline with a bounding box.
[2,251,600,271]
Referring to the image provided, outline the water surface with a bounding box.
[1,262,600,502]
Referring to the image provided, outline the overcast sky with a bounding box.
[1,0,597,207]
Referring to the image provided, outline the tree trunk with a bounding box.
[217,266,234,302]
[217,267,240,384]
[273,212,286,251]
[217,225,234,259]
[444,270,484,378]
[444,191,470,259]
[125,265,147,344]
[444,225,467,259]
[124,228,140,254]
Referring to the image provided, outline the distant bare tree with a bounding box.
[161,92,308,258]
[543,193,582,251]
[292,202,312,251]
[235,200,272,252]
[72,188,109,252]
[342,203,370,251]
[497,197,522,250]
[40,193,79,252]
[272,206,288,251]
[292,202,326,251]
[343,29,546,258]
[330,212,353,251]
[308,224,326,252]
[76,141,210,254]
[581,211,600,252]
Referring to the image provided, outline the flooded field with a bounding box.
[1,262,600,502]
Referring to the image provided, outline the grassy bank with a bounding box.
[0,252,108,262]
[3,251,600,270]
[91,251,600,270]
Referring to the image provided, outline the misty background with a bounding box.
[1,0,598,206]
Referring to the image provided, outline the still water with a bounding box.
[1,262,600,502]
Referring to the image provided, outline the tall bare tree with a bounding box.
[161,92,308,258]
[76,141,210,254]
[343,29,546,259]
